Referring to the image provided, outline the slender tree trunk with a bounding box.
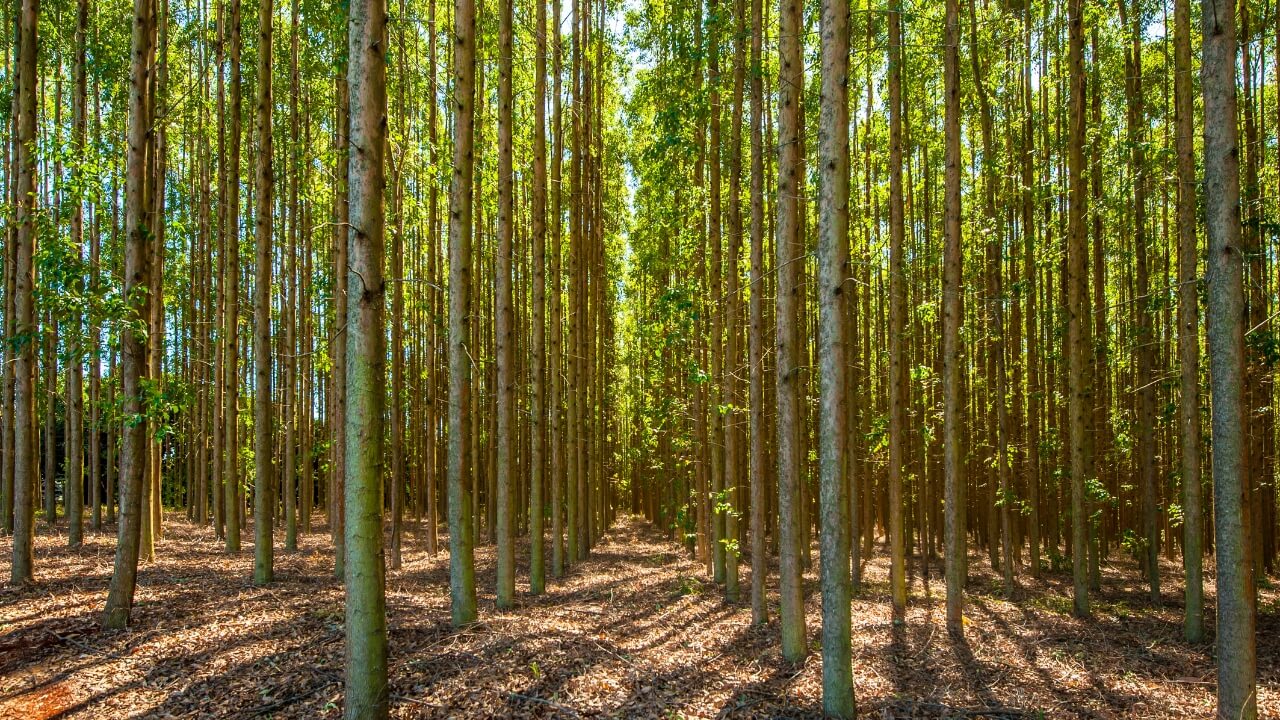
[1065,0,1089,618]
[816,0,853,709]
[447,0,478,625]
[343,0,389,710]
[1117,0,1158,602]
[252,0,274,585]
[1202,0,1256,712]
[886,0,907,619]
[775,0,806,661]
[722,0,746,603]
[529,0,548,596]
[331,39,350,579]
[102,0,154,623]
[941,0,964,633]
[1,29,18,541]
[1172,0,1202,643]
[494,0,515,609]
[44,312,57,529]
[66,0,90,549]
[283,0,301,552]
[223,0,243,554]
[549,0,564,579]
[388,0,406,572]
[9,0,38,585]
[1020,10,1040,579]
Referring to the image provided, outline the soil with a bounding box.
[1,513,1276,718]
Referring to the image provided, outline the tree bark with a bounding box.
[1065,0,1089,618]
[1173,0,1202,643]
[343,0,389,710]
[816,0,853,709]
[447,0,479,625]
[494,0,515,608]
[886,0,907,619]
[252,0,275,586]
[102,0,154,623]
[775,0,806,661]
[66,0,90,549]
[223,0,243,555]
[941,0,964,633]
[529,0,549,596]
[9,0,38,585]
[1202,0,1256,712]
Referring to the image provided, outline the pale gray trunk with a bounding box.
[447,0,478,625]
[816,0,853,710]
[775,0,806,661]
[1202,0,1256,713]
[343,0,389,710]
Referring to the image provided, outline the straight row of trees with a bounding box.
[621,0,1270,716]
[0,0,1274,715]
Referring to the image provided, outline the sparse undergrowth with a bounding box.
[1,514,1276,719]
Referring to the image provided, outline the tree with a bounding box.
[746,0,766,627]
[66,0,90,549]
[774,0,806,662]
[252,0,275,586]
[528,0,549,596]
[9,0,38,586]
[941,0,964,633]
[494,0,515,609]
[1202,0,1256,712]
[1065,0,1089,619]
[102,0,155,624]
[1118,0,1157,603]
[1172,0,1202,643]
[223,0,243,555]
[342,0,390,708]
[815,0,853,708]
[885,0,907,620]
[447,0,479,626]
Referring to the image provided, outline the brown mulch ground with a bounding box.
[1,513,1276,719]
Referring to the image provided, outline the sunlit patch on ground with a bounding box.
[0,513,1275,718]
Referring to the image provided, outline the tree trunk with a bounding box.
[66,0,90,549]
[1172,0,1202,643]
[223,0,243,554]
[747,0,762,625]
[529,0,548,596]
[775,0,806,661]
[1065,0,1089,618]
[447,0,478,625]
[342,0,389,709]
[102,0,154,623]
[941,0,964,633]
[9,0,38,585]
[886,0,907,619]
[1202,0,1256,713]
[816,0,853,709]
[494,0,515,609]
[549,0,565,579]
[252,0,275,585]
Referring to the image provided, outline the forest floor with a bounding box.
[1,513,1278,719]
